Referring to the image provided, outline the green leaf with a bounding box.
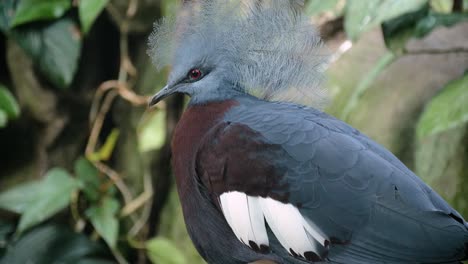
[345,0,428,41]
[305,0,339,16]
[1,224,110,264]
[0,86,18,127]
[11,0,71,27]
[75,157,101,202]
[417,74,468,139]
[138,110,166,152]
[382,7,468,52]
[79,0,109,34]
[17,168,79,233]
[413,12,468,38]
[0,110,7,128]
[87,129,120,162]
[146,237,187,264]
[86,197,119,249]
[381,5,429,52]
[0,84,20,119]
[11,18,82,89]
[0,181,41,214]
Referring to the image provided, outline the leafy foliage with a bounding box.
[87,129,120,162]
[79,0,109,34]
[0,0,467,263]
[11,0,71,27]
[0,168,80,233]
[0,85,20,119]
[138,110,167,152]
[0,84,20,128]
[417,73,468,139]
[85,197,120,249]
[340,0,468,119]
[10,18,82,89]
[0,181,40,214]
[0,224,111,264]
[146,237,187,264]
[75,157,102,202]
[1,0,82,90]
[344,0,427,41]
[383,5,468,52]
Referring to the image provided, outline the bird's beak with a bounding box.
[148,84,172,107]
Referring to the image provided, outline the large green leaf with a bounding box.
[85,196,119,249]
[79,0,109,34]
[417,74,468,139]
[414,126,468,218]
[0,224,111,264]
[381,5,429,52]
[146,237,187,264]
[413,12,468,37]
[11,18,82,89]
[0,181,41,214]
[75,157,101,202]
[345,0,428,41]
[17,168,80,233]
[138,110,166,152]
[11,0,71,27]
[0,84,20,128]
[382,7,468,52]
[0,84,20,119]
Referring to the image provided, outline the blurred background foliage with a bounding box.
[0,0,467,263]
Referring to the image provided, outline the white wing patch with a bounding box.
[219,192,269,247]
[219,191,328,260]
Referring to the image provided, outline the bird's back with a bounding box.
[193,94,468,263]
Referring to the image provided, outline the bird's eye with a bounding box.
[188,68,202,81]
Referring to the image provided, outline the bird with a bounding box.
[147,0,468,263]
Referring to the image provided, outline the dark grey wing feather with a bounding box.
[225,96,468,263]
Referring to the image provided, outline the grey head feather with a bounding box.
[148,0,329,108]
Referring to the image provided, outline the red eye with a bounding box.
[188,69,202,81]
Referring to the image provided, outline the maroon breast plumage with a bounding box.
[171,100,237,204]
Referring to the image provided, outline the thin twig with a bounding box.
[93,161,134,205]
[89,81,152,125]
[70,190,86,232]
[121,185,153,217]
[128,171,154,237]
[127,0,139,18]
[86,90,118,157]
[111,247,130,264]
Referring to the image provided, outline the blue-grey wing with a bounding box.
[224,97,468,263]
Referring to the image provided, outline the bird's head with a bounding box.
[149,32,235,106]
[148,0,329,108]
